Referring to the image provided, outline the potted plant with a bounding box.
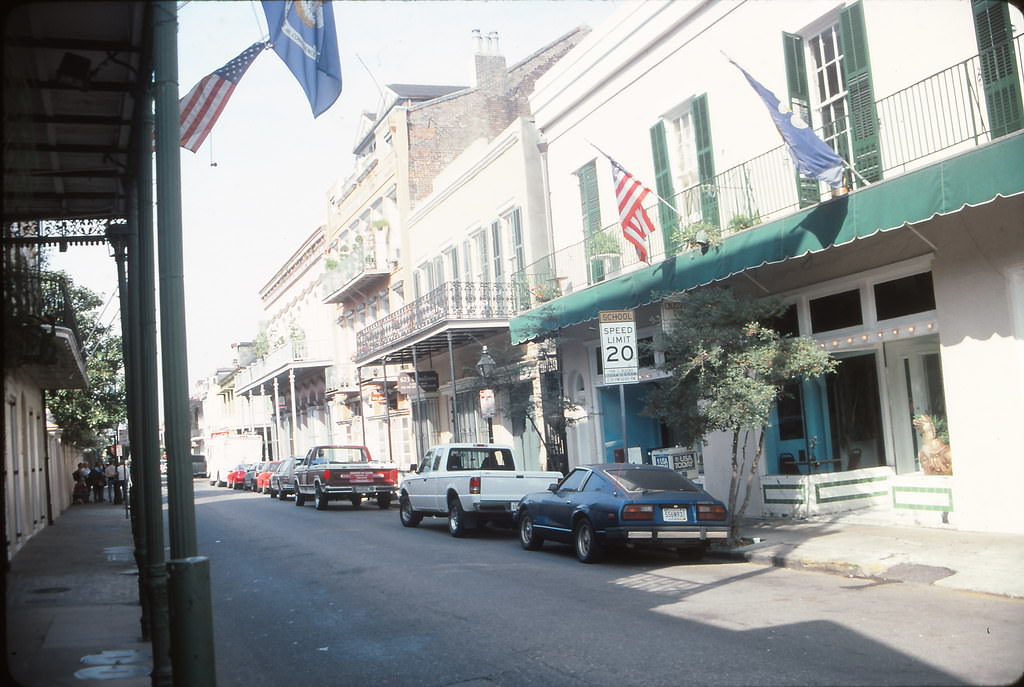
[727,212,761,232]
[586,231,621,258]
[672,221,722,252]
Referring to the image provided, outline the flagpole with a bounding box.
[587,140,687,221]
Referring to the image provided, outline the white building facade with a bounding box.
[516,0,1024,533]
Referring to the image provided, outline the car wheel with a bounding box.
[519,511,544,551]
[314,486,329,511]
[377,494,392,510]
[294,483,306,507]
[399,496,422,527]
[448,497,472,538]
[574,517,603,563]
[676,544,708,562]
[269,487,277,498]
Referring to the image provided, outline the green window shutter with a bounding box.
[972,0,1023,138]
[839,0,882,184]
[577,161,605,282]
[649,120,678,253]
[692,93,720,228]
[783,31,820,207]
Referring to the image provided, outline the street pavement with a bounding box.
[5,496,1023,686]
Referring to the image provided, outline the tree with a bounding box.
[644,288,837,544]
[46,276,126,449]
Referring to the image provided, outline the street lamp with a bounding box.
[476,346,496,443]
[476,345,496,378]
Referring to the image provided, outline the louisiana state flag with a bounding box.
[263,1,343,117]
[730,58,845,187]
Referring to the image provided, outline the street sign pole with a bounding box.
[599,310,638,461]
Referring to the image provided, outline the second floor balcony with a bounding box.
[514,34,1024,303]
[3,267,87,389]
[321,242,390,304]
[235,338,333,395]
[356,281,521,364]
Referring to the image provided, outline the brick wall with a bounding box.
[405,26,591,205]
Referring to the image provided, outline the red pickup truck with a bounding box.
[292,444,399,511]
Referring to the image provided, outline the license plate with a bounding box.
[662,507,689,522]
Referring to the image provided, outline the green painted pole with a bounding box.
[153,3,216,685]
[137,6,173,684]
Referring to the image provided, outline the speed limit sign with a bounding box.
[599,310,638,384]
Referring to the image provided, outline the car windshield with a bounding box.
[604,467,701,493]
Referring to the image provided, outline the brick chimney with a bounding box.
[473,29,507,93]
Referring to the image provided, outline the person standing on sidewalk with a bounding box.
[73,463,92,502]
[104,461,118,502]
[88,462,107,503]
[114,460,128,504]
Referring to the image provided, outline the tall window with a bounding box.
[506,208,525,275]
[489,220,504,281]
[651,93,717,252]
[576,160,605,282]
[444,246,460,282]
[474,230,489,282]
[784,0,881,186]
[808,24,848,164]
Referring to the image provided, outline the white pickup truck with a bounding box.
[398,443,563,537]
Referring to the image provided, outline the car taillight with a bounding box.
[697,503,727,521]
[622,504,654,520]
[385,469,397,484]
[470,476,481,494]
[323,469,330,481]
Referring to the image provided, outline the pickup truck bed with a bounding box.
[293,445,399,511]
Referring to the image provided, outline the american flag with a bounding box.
[611,159,657,263]
[179,42,268,153]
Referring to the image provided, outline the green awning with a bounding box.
[510,132,1024,344]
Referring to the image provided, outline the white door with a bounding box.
[885,336,947,474]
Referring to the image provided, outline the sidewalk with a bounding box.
[6,501,1023,687]
[716,513,1024,599]
[4,501,152,687]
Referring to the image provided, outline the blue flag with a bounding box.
[263,1,342,117]
[730,59,845,187]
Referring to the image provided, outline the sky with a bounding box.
[48,0,626,385]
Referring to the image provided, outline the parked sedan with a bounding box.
[255,461,281,493]
[225,464,249,490]
[269,456,302,500]
[516,463,729,563]
[243,462,271,491]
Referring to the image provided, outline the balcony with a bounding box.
[356,281,521,363]
[3,269,87,389]
[514,35,1024,300]
[321,243,390,303]
[234,338,332,394]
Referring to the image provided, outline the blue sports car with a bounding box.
[516,463,730,563]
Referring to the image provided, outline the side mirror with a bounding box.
[409,463,418,473]
[547,482,559,493]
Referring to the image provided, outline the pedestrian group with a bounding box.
[72,457,128,504]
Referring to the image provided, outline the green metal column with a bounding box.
[152,3,216,685]
[134,5,172,684]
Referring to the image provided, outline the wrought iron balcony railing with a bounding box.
[513,34,1024,301]
[3,267,83,366]
[234,338,332,391]
[356,281,519,359]
[321,243,389,303]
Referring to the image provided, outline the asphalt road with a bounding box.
[193,481,1023,687]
